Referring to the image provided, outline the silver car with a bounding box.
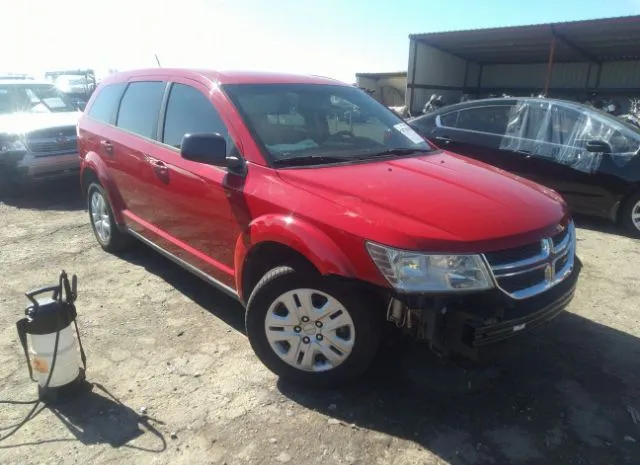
[0,79,82,196]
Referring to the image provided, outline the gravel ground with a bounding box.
[0,181,639,465]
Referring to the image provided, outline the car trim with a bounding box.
[126,228,240,301]
[122,209,235,276]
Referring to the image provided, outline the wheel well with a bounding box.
[241,242,318,300]
[82,168,100,195]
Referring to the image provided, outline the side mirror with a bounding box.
[585,139,612,153]
[181,133,228,165]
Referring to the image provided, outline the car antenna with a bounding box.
[154,54,162,67]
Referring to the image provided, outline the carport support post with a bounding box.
[543,35,557,97]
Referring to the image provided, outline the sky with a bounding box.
[1,0,640,83]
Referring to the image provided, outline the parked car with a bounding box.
[0,79,82,195]
[408,98,640,237]
[78,69,581,386]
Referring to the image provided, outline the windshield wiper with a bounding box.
[272,155,349,166]
[359,148,427,158]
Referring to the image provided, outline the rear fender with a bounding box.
[81,152,126,226]
[234,214,357,297]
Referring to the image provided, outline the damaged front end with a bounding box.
[381,222,582,360]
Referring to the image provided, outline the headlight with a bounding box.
[366,242,494,293]
[0,138,27,154]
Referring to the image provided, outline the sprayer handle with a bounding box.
[25,285,61,307]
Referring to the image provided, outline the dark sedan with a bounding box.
[408,97,640,237]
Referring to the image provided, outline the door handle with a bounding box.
[435,136,452,144]
[146,156,169,177]
[99,139,113,155]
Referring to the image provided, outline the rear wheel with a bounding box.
[87,182,131,252]
[620,191,640,238]
[245,266,381,386]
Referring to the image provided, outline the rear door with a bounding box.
[142,78,245,287]
[108,79,167,222]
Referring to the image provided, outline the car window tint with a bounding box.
[116,81,164,139]
[439,112,458,128]
[87,83,126,124]
[457,106,513,135]
[162,83,229,149]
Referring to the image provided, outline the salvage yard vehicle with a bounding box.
[0,79,82,195]
[77,69,581,385]
[408,98,640,237]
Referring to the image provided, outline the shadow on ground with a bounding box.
[573,214,636,239]
[118,241,245,333]
[0,178,84,212]
[280,314,640,465]
[114,239,640,464]
[0,383,166,452]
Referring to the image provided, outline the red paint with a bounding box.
[79,69,570,302]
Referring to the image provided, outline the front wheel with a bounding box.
[620,192,640,238]
[245,266,381,386]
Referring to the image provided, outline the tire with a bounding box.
[87,182,131,252]
[0,170,20,199]
[245,266,381,387]
[620,191,640,238]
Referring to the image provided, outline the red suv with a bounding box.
[77,69,581,385]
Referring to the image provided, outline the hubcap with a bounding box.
[264,288,355,372]
[90,191,111,243]
[632,200,640,231]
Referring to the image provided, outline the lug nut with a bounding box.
[316,334,323,341]
[294,326,301,333]
[301,316,310,323]
[302,337,310,344]
[315,321,323,328]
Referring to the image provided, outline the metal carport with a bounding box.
[406,15,640,114]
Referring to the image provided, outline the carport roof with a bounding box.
[409,15,640,64]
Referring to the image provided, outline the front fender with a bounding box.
[234,214,357,295]
[81,152,126,226]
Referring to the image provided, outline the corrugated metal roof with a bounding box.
[355,71,407,79]
[410,15,640,64]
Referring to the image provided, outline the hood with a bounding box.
[0,111,81,135]
[276,151,569,252]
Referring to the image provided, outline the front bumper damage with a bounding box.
[387,257,582,360]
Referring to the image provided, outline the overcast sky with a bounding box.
[2,0,640,83]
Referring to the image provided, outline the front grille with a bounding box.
[25,126,77,156]
[483,221,576,300]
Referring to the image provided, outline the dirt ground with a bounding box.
[0,181,639,465]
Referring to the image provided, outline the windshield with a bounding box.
[0,84,77,115]
[222,83,431,165]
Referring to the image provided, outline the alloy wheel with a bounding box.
[90,190,111,243]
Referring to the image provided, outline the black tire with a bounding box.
[620,191,640,238]
[245,266,381,387]
[87,182,132,253]
[0,170,20,199]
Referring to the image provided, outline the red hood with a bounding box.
[275,151,569,252]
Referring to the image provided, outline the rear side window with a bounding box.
[162,83,228,149]
[116,81,165,139]
[457,106,513,135]
[439,112,458,128]
[87,83,126,124]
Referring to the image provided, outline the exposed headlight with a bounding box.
[0,138,27,154]
[366,242,494,293]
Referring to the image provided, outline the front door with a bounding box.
[141,79,245,288]
[513,102,611,216]
[430,102,533,178]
